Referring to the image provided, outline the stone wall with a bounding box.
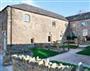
[70,19,90,37]
[69,19,90,44]
[7,7,68,45]
[12,59,73,71]
[0,8,8,51]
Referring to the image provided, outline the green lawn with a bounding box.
[51,61,90,71]
[30,48,60,59]
[77,46,90,56]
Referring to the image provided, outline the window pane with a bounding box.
[83,29,88,36]
[52,21,56,26]
[23,14,30,22]
[81,21,86,26]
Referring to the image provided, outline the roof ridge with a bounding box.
[66,12,90,21]
[66,12,90,18]
[10,3,67,21]
[12,3,64,17]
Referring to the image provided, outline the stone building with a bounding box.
[0,4,68,50]
[66,12,90,44]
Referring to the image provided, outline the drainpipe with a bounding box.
[10,7,12,47]
[7,7,13,58]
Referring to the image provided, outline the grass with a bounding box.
[51,61,90,71]
[51,61,77,70]
[51,61,76,66]
[30,47,60,59]
[77,46,90,56]
[62,44,78,49]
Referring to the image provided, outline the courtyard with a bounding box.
[47,48,90,68]
[1,45,90,71]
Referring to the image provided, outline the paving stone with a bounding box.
[47,49,90,67]
[0,54,13,71]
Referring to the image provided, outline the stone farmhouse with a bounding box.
[0,4,68,49]
[66,12,90,44]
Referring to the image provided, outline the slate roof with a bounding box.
[66,12,90,22]
[7,4,67,21]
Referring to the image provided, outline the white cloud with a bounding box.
[0,0,39,11]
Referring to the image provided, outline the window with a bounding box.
[49,32,51,35]
[60,34,62,37]
[31,38,34,43]
[52,21,56,26]
[81,21,86,26]
[83,29,88,36]
[23,14,30,22]
[48,36,51,42]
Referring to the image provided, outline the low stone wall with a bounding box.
[12,54,73,71]
[7,43,51,49]
[13,59,72,71]
[7,44,51,55]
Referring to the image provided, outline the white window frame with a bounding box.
[81,21,86,26]
[82,29,88,36]
[23,14,30,22]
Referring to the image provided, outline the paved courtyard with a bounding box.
[47,48,90,68]
[0,54,13,71]
[0,48,90,71]
[0,54,3,71]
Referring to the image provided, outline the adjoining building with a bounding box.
[66,12,90,44]
[0,4,68,50]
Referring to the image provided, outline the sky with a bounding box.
[0,0,90,17]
